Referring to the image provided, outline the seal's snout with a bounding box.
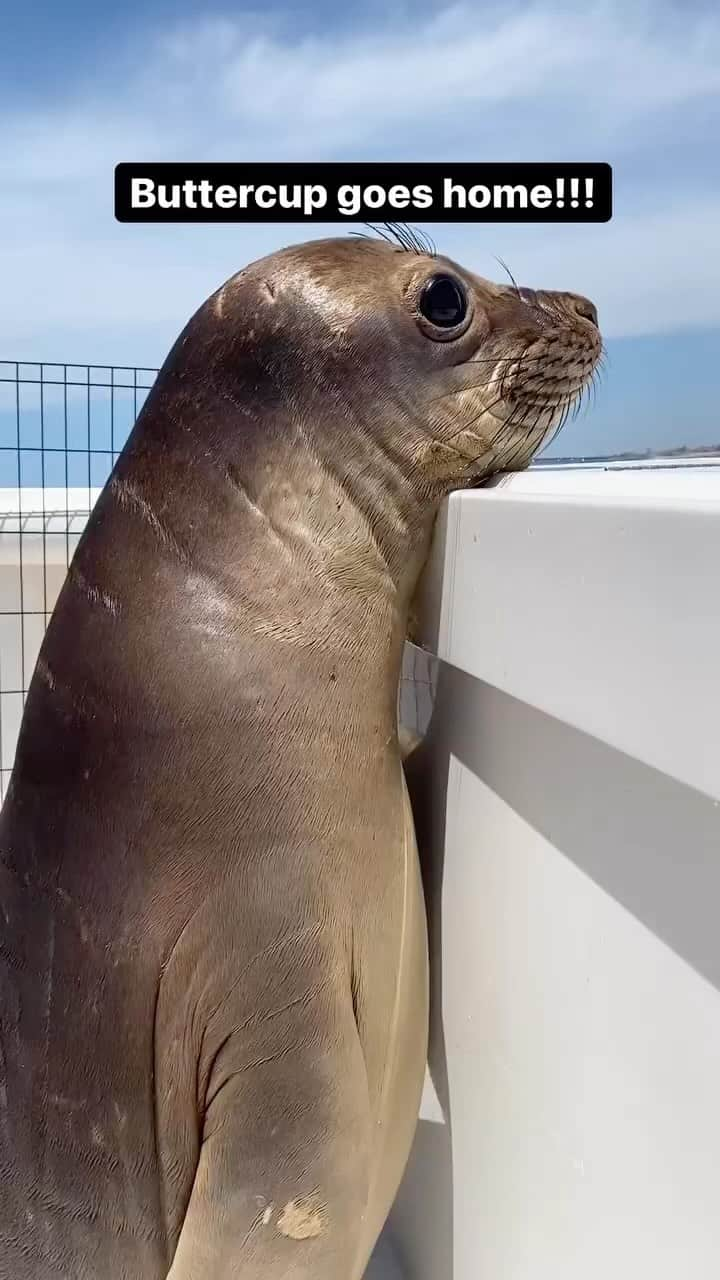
[541,290,598,329]
[519,287,598,330]
[422,266,604,480]
[564,293,599,328]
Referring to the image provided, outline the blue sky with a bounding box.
[2,0,719,460]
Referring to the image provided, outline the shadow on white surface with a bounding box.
[365,1229,406,1279]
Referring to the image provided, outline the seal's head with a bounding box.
[189,230,602,497]
[107,230,602,643]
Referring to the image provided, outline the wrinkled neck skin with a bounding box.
[78,362,443,746]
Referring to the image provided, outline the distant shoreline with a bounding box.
[541,443,720,465]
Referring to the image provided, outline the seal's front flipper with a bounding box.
[167,979,373,1280]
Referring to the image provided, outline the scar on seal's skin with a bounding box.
[36,657,56,690]
[110,476,190,566]
[213,281,230,318]
[277,1193,326,1240]
[68,564,120,617]
[224,463,293,558]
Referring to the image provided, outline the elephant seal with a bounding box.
[0,230,601,1278]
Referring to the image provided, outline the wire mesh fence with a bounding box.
[0,361,157,796]
[0,359,438,797]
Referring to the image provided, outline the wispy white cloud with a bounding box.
[1,0,719,362]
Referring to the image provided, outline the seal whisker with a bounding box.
[570,387,584,421]
[433,391,534,473]
[460,400,527,479]
[547,394,570,435]
[387,222,417,253]
[487,402,527,454]
[499,400,541,469]
[360,221,436,257]
[465,352,545,366]
[493,256,522,300]
[441,391,511,448]
[539,412,570,457]
[397,221,437,256]
[426,358,545,408]
[358,223,403,252]
[534,389,582,457]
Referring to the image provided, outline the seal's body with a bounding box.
[0,235,601,1277]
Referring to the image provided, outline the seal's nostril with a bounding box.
[572,296,598,327]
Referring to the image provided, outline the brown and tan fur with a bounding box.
[0,235,601,1278]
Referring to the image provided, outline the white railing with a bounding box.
[0,488,101,796]
[380,460,720,1280]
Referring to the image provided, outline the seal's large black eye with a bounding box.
[419,275,468,329]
